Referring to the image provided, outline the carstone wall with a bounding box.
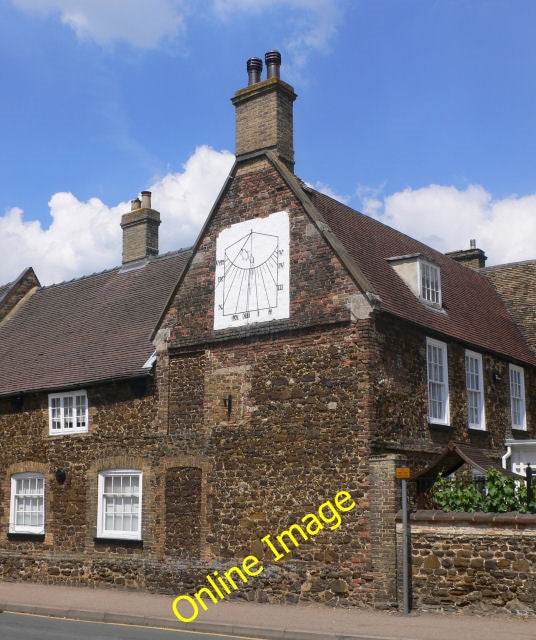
[372,313,536,464]
[398,511,536,615]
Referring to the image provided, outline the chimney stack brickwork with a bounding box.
[120,191,161,264]
[446,245,487,270]
[232,51,296,172]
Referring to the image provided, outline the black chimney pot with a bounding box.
[265,50,281,79]
[247,57,263,85]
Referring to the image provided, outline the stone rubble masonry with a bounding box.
[370,312,535,460]
[2,150,536,615]
[397,511,536,616]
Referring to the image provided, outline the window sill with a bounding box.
[511,428,530,440]
[429,422,453,431]
[49,430,89,437]
[420,299,447,315]
[94,537,143,549]
[8,532,45,542]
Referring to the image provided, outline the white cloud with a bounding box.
[11,0,186,49]
[153,145,234,251]
[212,0,343,78]
[0,146,233,286]
[364,184,536,266]
[11,0,344,66]
[5,158,533,289]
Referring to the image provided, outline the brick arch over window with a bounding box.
[86,455,153,550]
[2,462,52,543]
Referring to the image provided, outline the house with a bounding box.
[0,51,534,609]
[480,260,536,475]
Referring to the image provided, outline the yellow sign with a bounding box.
[395,467,411,479]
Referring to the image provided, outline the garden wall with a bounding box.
[397,511,536,615]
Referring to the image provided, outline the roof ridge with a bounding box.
[308,188,447,259]
[309,187,498,284]
[39,265,120,291]
[482,258,536,271]
[39,248,192,291]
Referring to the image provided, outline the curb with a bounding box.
[0,603,409,640]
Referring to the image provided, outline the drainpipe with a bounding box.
[502,445,512,470]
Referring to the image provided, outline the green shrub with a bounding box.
[431,468,536,513]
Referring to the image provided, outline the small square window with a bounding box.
[10,473,45,534]
[97,470,142,540]
[48,391,88,435]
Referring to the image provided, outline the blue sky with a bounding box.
[1,0,536,285]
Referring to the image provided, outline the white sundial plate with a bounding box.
[214,211,290,330]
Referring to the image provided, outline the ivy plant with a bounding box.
[431,468,536,513]
[432,471,484,512]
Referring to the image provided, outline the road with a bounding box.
[0,612,267,640]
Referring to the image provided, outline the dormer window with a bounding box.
[387,254,442,309]
[419,260,441,306]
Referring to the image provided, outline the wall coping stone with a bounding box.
[396,509,536,525]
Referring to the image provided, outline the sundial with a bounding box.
[214,211,290,329]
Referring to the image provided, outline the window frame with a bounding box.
[509,364,527,431]
[465,350,486,430]
[97,470,143,541]
[419,260,442,307]
[426,337,450,425]
[9,472,45,535]
[48,390,89,435]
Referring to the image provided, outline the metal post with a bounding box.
[526,464,533,512]
[402,478,409,615]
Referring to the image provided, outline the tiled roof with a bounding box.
[482,260,536,353]
[0,251,190,396]
[413,441,520,479]
[308,189,536,366]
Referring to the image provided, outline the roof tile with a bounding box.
[0,251,190,396]
[309,189,536,366]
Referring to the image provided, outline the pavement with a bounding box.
[0,581,535,640]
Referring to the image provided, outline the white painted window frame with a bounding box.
[48,390,88,435]
[426,337,450,425]
[97,470,142,540]
[10,472,45,534]
[465,350,485,430]
[509,364,527,431]
[419,260,442,307]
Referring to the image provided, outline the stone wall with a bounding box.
[398,511,536,615]
[372,314,535,468]
[0,322,382,607]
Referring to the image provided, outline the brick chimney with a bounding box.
[231,50,297,172]
[446,239,487,270]
[120,191,161,264]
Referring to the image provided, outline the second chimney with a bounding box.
[446,240,487,270]
[120,191,161,265]
[232,50,297,172]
